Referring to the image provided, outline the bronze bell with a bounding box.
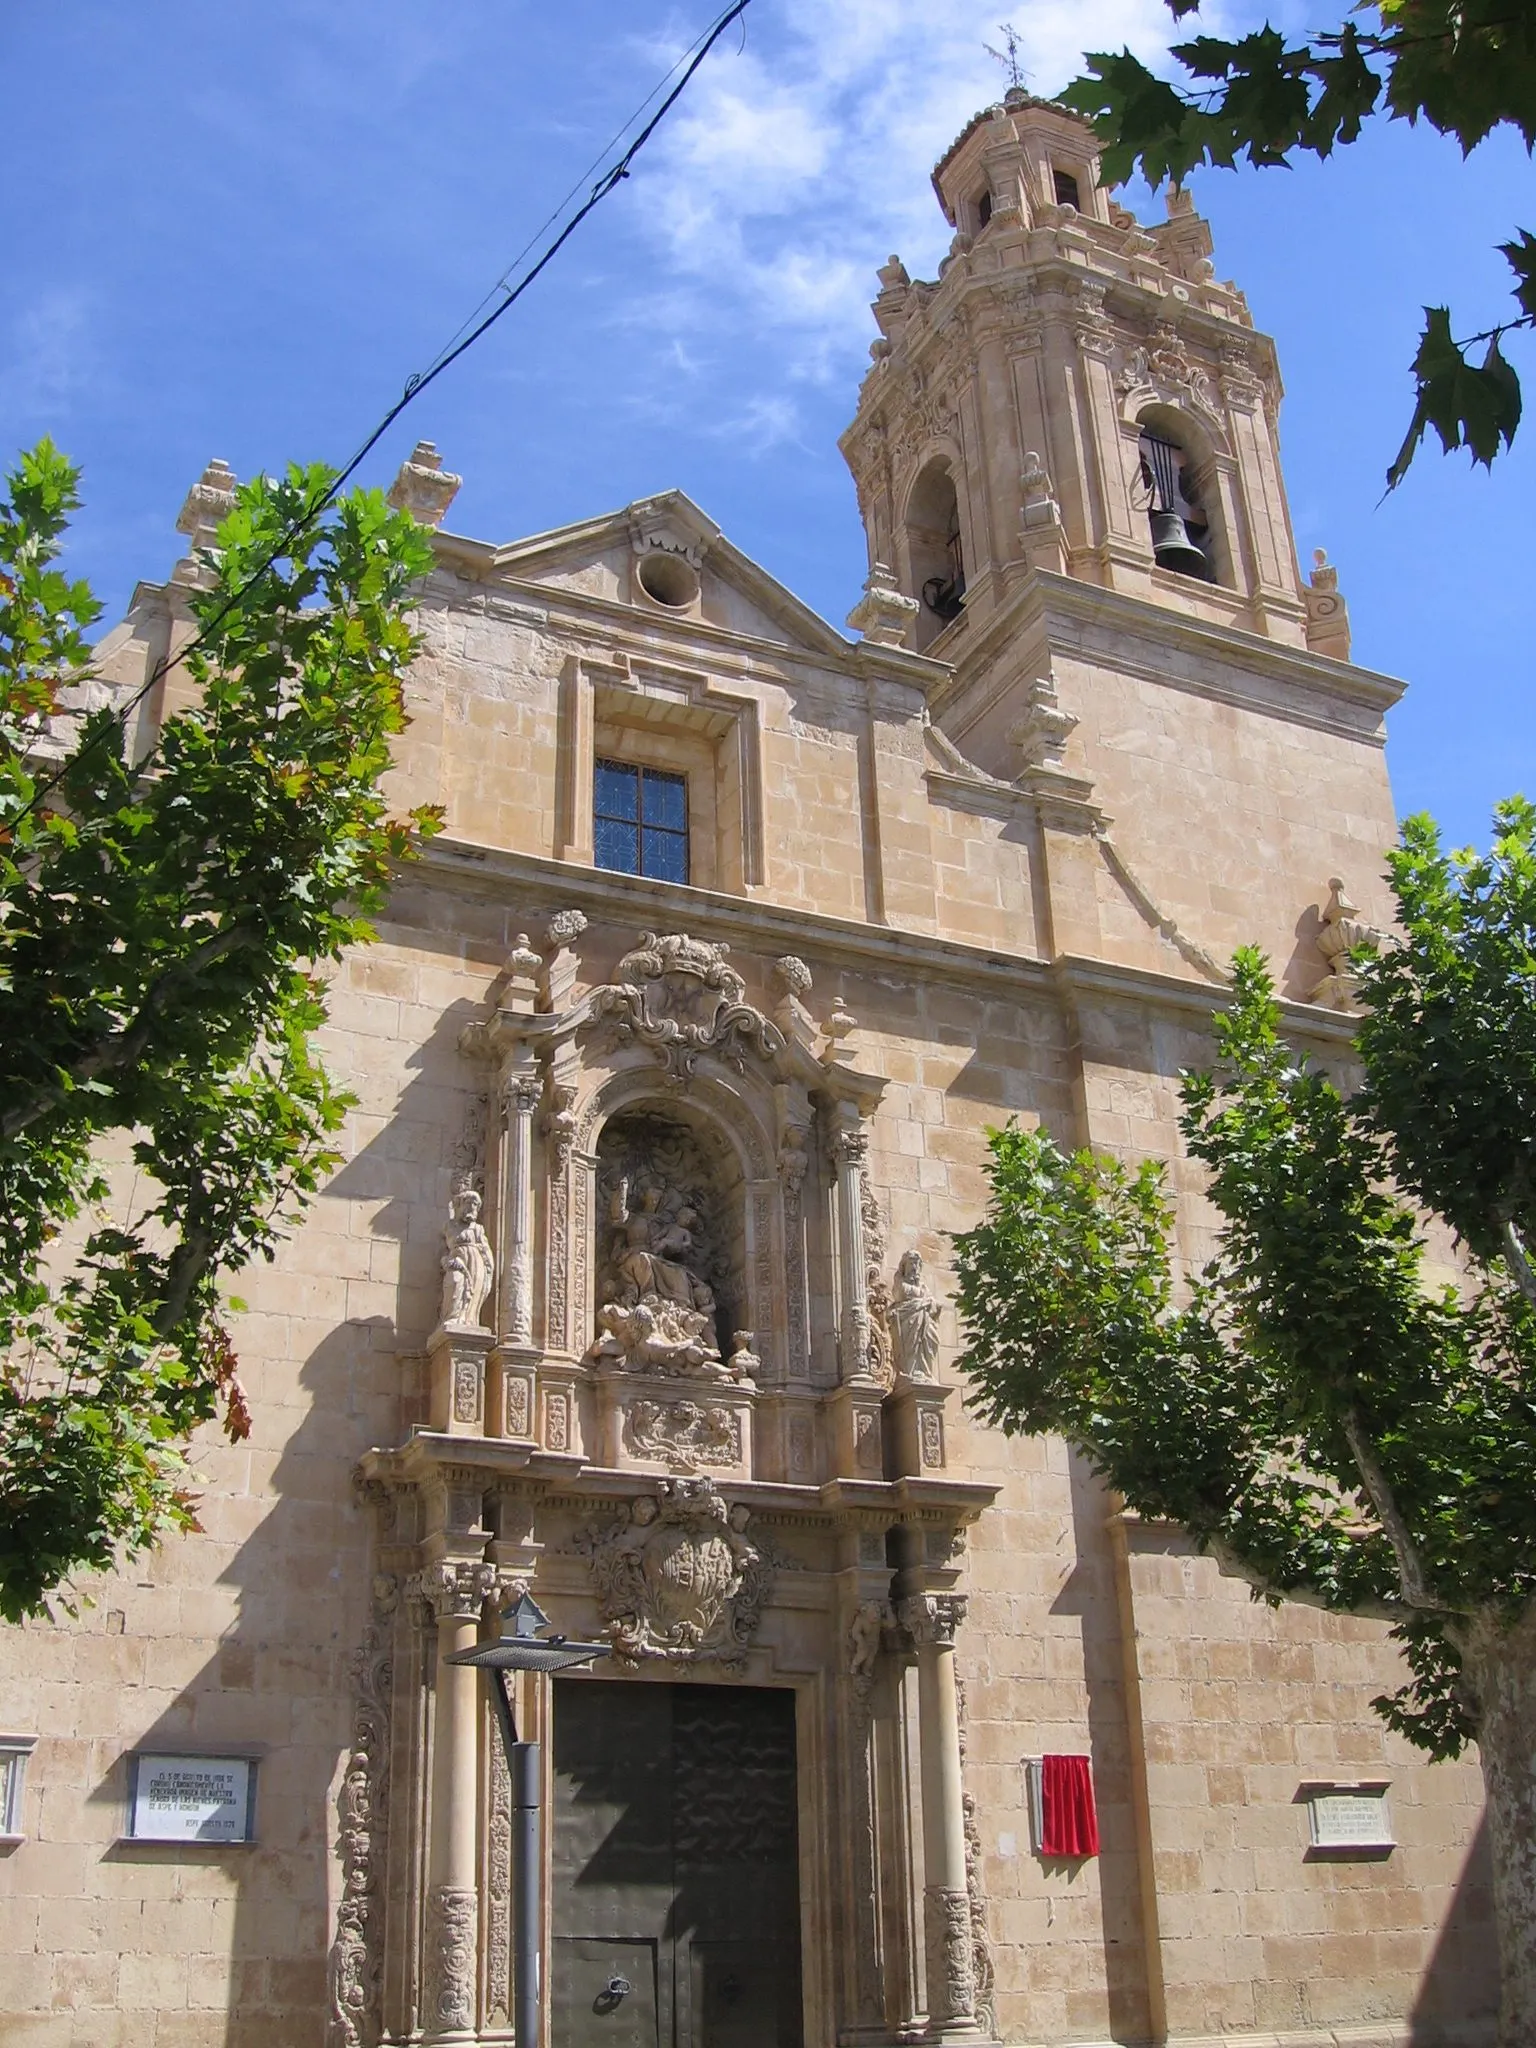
[1149,508,1208,577]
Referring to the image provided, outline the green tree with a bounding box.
[955,800,1536,2046]
[0,440,441,1621]
[1060,1,1536,486]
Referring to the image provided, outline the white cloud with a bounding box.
[630,0,1200,378]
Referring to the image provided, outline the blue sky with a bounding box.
[5,1,1531,852]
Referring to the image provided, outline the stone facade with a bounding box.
[0,94,1495,2048]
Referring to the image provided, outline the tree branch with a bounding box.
[1497,1212,1536,1310]
[1340,1408,1446,1613]
[1,922,260,1143]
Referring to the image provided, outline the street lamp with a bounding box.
[448,1590,610,2048]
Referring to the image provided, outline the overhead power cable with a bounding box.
[21,0,751,823]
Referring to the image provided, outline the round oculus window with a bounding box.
[637,550,700,608]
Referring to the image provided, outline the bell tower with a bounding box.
[840,90,1346,660]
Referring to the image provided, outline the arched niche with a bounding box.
[903,458,966,651]
[1132,401,1230,588]
[593,1104,747,1362]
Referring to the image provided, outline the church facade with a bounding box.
[0,93,1497,2048]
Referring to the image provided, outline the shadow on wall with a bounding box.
[1053,1446,1157,2045]
[1410,1813,1499,2042]
[72,991,483,2048]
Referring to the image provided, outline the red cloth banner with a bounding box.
[1041,1753,1099,1857]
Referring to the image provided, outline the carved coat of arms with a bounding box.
[580,1478,769,1671]
[583,931,785,1081]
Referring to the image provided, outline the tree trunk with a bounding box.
[1461,1606,1536,2048]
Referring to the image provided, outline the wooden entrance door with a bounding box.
[551,1679,803,2048]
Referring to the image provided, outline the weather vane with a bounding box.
[984,23,1028,92]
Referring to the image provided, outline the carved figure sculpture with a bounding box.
[848,1601,884,1700]
[889,1249,941,1381]
[439,1184,493,1329]
[588,1175,731,1376]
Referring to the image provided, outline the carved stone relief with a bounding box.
[584,931,785,1082]
[425,1884,476,2035]
[326,1574,396,2048]
[588,1114,744,1378]
[625,1398,743,1471]
[579,1477,769,1671]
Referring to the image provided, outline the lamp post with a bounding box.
[448,1590,610,2048]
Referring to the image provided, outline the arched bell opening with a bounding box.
[904,459,966,652]
[591,1104,748,1375]
[1135,405,1224,586]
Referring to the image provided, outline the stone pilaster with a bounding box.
[498,1066,540,1347]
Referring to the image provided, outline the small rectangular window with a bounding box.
[594,760,688,884]
[1053,169,1081,210]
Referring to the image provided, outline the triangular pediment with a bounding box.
[440,489,850,660]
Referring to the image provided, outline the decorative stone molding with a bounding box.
[847,562,921,647]
[579,1477,769,1670]
[546,908,588,947]
[326,1575,396,2048]
[963,1792,999,2040]
[175,458,239,561]
[412,1559,496,1624]
[1305,547,1352,661]
[899,1593,967,1648]
[386,441,462,529]
[1008,675,1077,774]
[1311,876,1387,1011]
[774,954,812,997]
[584,931,785,1082]
[424,1883,477,2035]
[628,494,721,570]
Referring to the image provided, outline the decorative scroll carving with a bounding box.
[545,1390,570,1452]
[425,1884,476,2035]
[625,1397,742,1471]
[326,1574,396,2048]
[439,1183,493,1330]
[505,1375,531,1438]
[924,1884,977,2024]
[778,1125,811,1375]
[583,930,785,1081]
[964,1792,999,2040]
[889,1250,941,1383]
[486,1728,512,2025]
[1311,876,1387,1011]
[580,1478,769,1670]
[452,1357,482,1426]
[920,1409,945,1469]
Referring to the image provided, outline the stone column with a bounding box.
[899,1594,978,2040]
[499,1064,540,1347]
[421,1559,494,2043]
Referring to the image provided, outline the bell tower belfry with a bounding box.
[840,91,1346,660]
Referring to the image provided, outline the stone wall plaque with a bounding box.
[1303,1783,1393,1854]
[128,1754,256,1843]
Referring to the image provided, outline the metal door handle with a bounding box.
[606,1976,632,1999]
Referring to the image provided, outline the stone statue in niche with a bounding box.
[590,1115,742,1380]
[440,1182,493,1330]
[889,1250,941,1381]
